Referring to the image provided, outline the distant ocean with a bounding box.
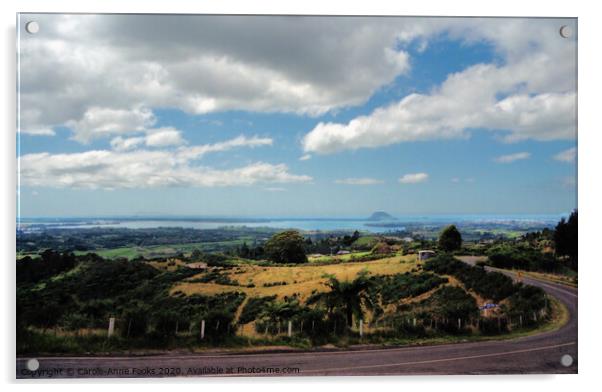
[17,214,567,233]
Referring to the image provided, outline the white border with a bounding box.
[3,1,600,391]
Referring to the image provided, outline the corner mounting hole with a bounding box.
[26,358,39,371]
[560,354,573,367]
[25,21,39,34]
[559,25,572,39]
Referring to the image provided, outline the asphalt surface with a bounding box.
[16,260,577,378]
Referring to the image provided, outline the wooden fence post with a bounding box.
[288,321,292,337]
[107,317,115,338]
[200,319,205,340]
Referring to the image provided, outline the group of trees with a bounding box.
[437,210,577,272]
[237,229,361,264]
[554,210,578,270]
[486,244,558,272]
[17,250,77,284]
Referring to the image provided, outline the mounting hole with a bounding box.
[26,358,39,371]
[25,21,39,34]
[559,25,572,39]
[560,354,573,367]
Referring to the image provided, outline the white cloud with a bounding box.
[109,127,185,151]
[553,147,577,163]
[303,72,576,154]
[177,135,273,161]
[19,15,576,163]
[19,14,413,139]
[334,177,384,185]
[399,172,428,184]
[494,152,531,163]
[145,127,185,147]
[301,18,576,154]
[20,152,310,190]
[299,154,312,161]
[19,135,305,189]
[110,136,145,151]
[264,187,287,192]
[66,106,156,143]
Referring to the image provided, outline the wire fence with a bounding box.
[95,306,549,340]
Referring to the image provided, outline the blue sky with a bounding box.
[17,15,577,217]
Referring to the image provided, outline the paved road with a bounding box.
[17,261,577,378]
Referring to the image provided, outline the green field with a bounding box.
[72,239,253,260]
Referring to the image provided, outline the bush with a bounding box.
[371,242,393,255]
[200,310,237,342]
[426,286,479,321]
[424,255,516,302]
[487,244,559,272]
[369,272,447,304]
[478,317,509,335]
[239,296,276,324]
[120,306,150,338]
[149,310,180,341]
[507,284,548,324]
[17,250,77,284]
[188,270,239,285]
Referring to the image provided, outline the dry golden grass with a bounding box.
[170,254,418,302]
[148,258,186,272]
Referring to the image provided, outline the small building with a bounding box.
[336,250,351,255]
[417,250,436,262]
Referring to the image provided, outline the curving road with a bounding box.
[16,262,577,378]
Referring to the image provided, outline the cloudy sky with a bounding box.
[17,14,577,217]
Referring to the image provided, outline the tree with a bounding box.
[190,249,203,261]
[554,210,578,270]
[342,230,361,246]
[264,230,308,264]
[371,241,392,255]
[438,225,462,252]
[238,242,250,258]
[320,271,374,327]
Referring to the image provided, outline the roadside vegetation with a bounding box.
[17,212,576,354]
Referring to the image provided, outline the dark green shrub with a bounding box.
[424,255,516,301]
[239,296,276,324]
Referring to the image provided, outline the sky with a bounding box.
[17,15,577,218]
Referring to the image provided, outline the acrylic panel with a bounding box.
[16,14,577,378]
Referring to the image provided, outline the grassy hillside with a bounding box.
[17,250,555,354]
[171,254,417,301]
